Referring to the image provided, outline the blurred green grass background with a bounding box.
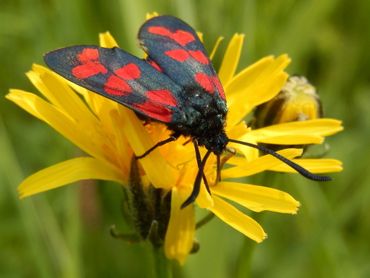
[1,0,369,277]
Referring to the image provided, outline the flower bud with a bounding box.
[253,76,322,128]
[121,158,171,246]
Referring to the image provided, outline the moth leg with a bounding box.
[215,149,236,183]
[136,135,178,159]
[216,154,221,182]
[192,140,211,194]
[181,146,212,208]
[182,138,192,146]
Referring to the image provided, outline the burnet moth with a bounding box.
[44,15,330,208]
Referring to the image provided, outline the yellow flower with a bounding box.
[7,22,343,264]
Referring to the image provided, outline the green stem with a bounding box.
[196,212,215,229]
[152,247,172,278]
[234,235,257,278]
[234,174,276,278]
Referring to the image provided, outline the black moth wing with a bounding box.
[44,45,188,124]
[138,15,227,104]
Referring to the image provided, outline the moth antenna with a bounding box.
[227,139,331,181]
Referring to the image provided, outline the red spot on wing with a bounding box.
[165,49,189,62]
[171,30,195,46]
[165,49,209,65]
[212,76,226,100]
[148,26,195,46]
[147,60,163,72]
[72,64,107,79]
[194,73,225,99]
[72,48,107,79]
[115,63,141,80]
[147,26,172,37]
[189,50,209,64]
[133,101,173,123]
[195,73,214,93]
[146,89,177,107]
[77,48,99,63]
[104,76,131,96]
[103,63,141,96]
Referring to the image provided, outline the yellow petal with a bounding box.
[209,37,224,60]
[80,96,132,171]
[210,196,266,242]
[226,55,290,128]
[6,90,44,120]
[99,32,119,48]
[18,157,125,198]
[270,158,343,173]
[212,182,300,213]
[164,187,195,264]
[106,110,132,171]
[227,121,250,139]
[248,119,343,144]
[146,12,159,20]
[197,32,203,42]
[196,179,214,208]
[6,90,105,161]
[85,90,119,120]
[227,136,260,162]
[256,135,323,145]
[222,148,303,178]
[226,54,290,99]
[117,105,176,189]
[30,64,92,104]
[27,65,99,128]
[26,65,105,126]
[218,34,244,86]
[226,55,275,98]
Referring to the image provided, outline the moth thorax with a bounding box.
[199,130,228,155]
